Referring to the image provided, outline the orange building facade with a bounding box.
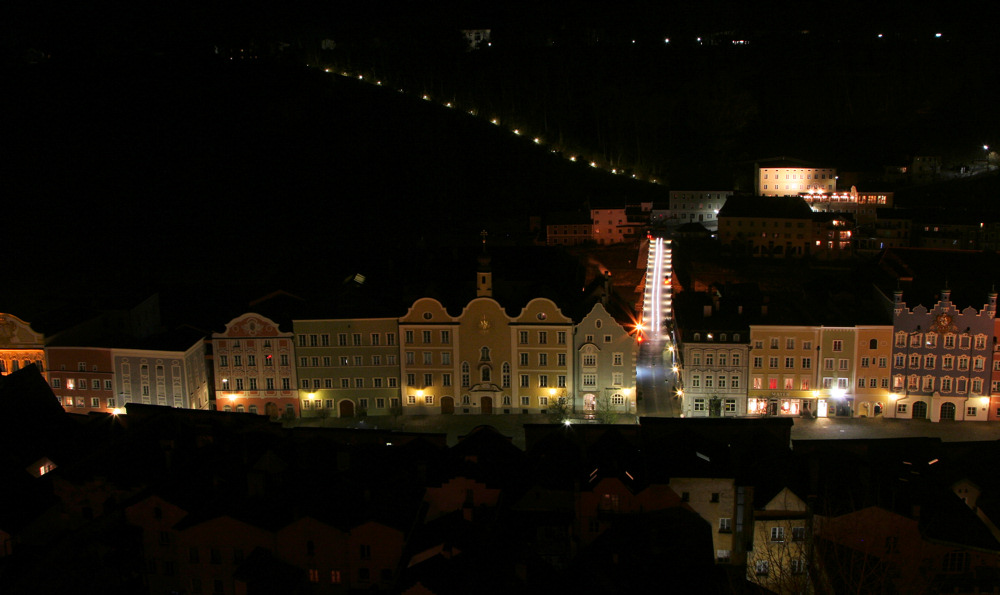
[46,346,116,412]
[0,313,46,378]
[212,313,299,419]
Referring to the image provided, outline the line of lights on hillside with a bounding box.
[318,67,661,185]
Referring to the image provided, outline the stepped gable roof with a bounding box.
[718,194,813,219]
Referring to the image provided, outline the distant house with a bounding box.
[461,29,491,50]
[668,190,732,231]
[718,195,815,258]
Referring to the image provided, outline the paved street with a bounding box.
[637,338,680,417]
[294,411,1000,451]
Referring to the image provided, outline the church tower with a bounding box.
[477,230,492,298]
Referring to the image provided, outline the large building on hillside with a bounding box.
[757,165,837,196]
[718,196,816,258]
[800,186,892,224]
[668,190,732,231]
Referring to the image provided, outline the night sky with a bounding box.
[3,0,999,325]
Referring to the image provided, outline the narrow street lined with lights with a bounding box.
[637,236,680,416]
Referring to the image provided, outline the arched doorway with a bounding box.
[583,394,596,417]
[481,396,493,414]
[339,400,355,418]
[441,396,455,414]
[913,401,928,419]
[265,402,279,419]
[940,402,956,420]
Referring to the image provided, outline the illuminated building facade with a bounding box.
[747,487,811,593]
[991,316,1000,421]
[292,318,401,418]
[47,346,115,412]
[545,221,592,246]
[800,186,892,224]
[590,207,643,245]
[811,213,854,260]
[891,289,996,422]
[0,313,45,378]
[679,329,749,418]
[852,326,893,418]
[748,326,821,417]
[718,196,816,258]
[398,296,576,415]
[211,313,298,418]
[111,339,209,411]
[758,166,837,196]
[668,190,732,230]
[574,302,637,417]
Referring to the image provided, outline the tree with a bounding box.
[548,397,571,424]
[595,395,619,425]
